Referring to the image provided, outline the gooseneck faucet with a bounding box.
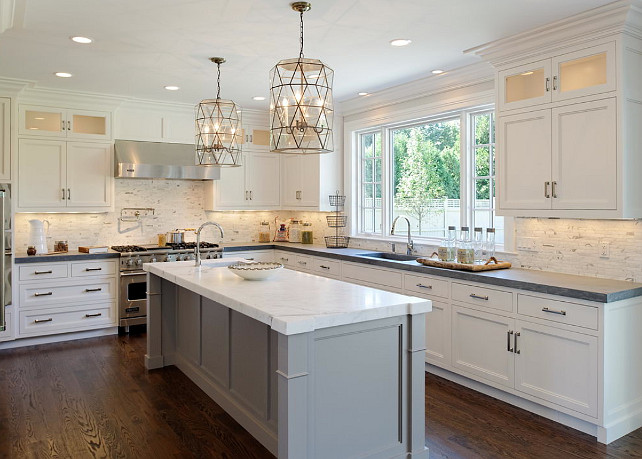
[391,216,414,255]
[195,221,224,266]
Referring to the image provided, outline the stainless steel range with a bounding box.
[112,243,223,329]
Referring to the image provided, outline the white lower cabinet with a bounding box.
[228,250,275,263]
[15,259,118,338]
[341,262,403,293]
[0,307,12,342]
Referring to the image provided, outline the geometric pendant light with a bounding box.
[269,2,334,154]
[195,57,243,166]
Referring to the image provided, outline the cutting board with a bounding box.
[416,256,511,272]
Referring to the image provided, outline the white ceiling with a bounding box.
[0,0,615,109]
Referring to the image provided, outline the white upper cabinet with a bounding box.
[280,151,341,211]
[240,124,270,152]
[114,105,194,144]
[0,98,10,181]
[498,43,616,112]
[19,105,111,140]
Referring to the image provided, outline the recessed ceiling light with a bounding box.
[390,38,412,47]
[252,96,266,101]
[71,36,93,44]
[164,85,180,91]
[358,92,369,96]
[431,69,445,75]
[54,72,72,78]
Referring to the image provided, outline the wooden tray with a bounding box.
[416,256,511,272]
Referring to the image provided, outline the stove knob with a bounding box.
[206,253,212,259]
[126,258,134,267]
[150,257,157,263]
[136,258,143,266]
[183,254,191,261]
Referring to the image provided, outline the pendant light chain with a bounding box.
[299,10,305,59]
[216,61,221,100]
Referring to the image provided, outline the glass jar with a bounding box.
[55,240,69,252]
[438,226,457,261]
[289,220,302,243]
[473,227,483,262]
[301,222,314,244]
[258,221,271,243]
[457,226,474,264]
[27,246,36,256]
[485,228,496,259]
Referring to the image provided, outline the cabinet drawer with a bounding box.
[342,262,403,290]
[71,260,117,277]
[404,274,449,299]
[311,258,341,278]
[518,294,598,330]
[451,282,513,313]
[19,264,68,281]
[20,278,117,309]
[293,254,313,272]
[19,303,116,336]
[274,251,295,268]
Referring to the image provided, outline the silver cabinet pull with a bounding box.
[319,265,330,270]
[245,258,255,261]
[67,120,71,131]
[85,313,102,318]
[61,120,66,131]
[250,190,253,200]
[469,293,489,301]
[296,190,301,200]
[67,188,71,200]
[244,190,248,200]
[551,181,557,199]
[34,292,53,297]
[280,257,289,262]
[34,318,53,324]
[416,283,432,290]
[552,75,558,91]
[544,181,550,198]
[507,330,514,352]
[514,332,521,354]
[545,77,550,92]
[85,267,102,271]
[298,261,307,265]
[35,270,53,275]
[85,288,102,292]
[249,134,253,143]
[62,188,66,200]
[542,307,566,316]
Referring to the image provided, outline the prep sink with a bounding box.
[356,252,418,262]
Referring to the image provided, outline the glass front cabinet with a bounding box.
[498,42,615,111]
[19,105,111,140]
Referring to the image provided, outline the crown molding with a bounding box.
[0,76,29,96]
[466,0,642,68]
[338,61,494,118]
[0,0,15,33]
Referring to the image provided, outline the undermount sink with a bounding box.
[356,252,418,262]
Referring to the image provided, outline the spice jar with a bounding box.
[27,246,37,256]
[301,222,314,244]
[258,221,271,243]
[289,220,302,243]
[55,240,68,252]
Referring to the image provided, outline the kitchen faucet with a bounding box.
[390,216,414,255]
[195,221,224,266]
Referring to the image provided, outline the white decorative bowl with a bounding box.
[228,262,283,280]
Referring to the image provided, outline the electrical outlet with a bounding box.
[599,240,610,258]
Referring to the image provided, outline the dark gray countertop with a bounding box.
[223,243,642,303]
[15,251,120,264]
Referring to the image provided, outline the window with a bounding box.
[356,106,504,244]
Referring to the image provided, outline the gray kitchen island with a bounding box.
[144,259,431,458]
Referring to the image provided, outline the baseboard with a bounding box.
[0,327,118,350]
[600,407,642,444]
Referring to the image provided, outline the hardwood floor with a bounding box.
[0,331,640,458]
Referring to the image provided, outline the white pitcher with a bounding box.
[28,219,50,254]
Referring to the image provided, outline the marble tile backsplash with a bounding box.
[14,179,336,252]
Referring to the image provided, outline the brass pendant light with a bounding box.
[195,57,242,166]
[269,2,334,154]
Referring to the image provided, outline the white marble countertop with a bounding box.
[144,258,431,335]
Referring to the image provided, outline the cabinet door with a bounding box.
[0,98,9,180]
[515,320,598,417]
[497,109,552,210]
[66,142,112,208]
[241,125,270,152]
[246,152,280,207]
[68,109,111,140]
[451,305,514,389]
[213,153,248,209]
[298,155,321,207]
[498,59,551,111]
[281,155,321,208]
[18,139,66,208]
[551,98,617,210]
[280,155,301,207]
[19,105,66,137]
[552,42,616,102]
[424,299,451,368]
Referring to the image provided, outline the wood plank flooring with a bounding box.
[0,331,640,458]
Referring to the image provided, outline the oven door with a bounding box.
[119,271,147,326]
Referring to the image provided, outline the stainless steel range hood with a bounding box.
[114,140,220,180]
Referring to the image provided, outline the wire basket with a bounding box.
[329,192,346,207]
[326,215,348,228]
[324,236,350,249]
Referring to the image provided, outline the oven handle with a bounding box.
[120,271,147,277]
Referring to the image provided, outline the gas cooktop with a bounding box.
[111,242,221,254]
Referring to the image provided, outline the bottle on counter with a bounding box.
[457,226,474,264]
[485,228,496,259]
[437,225,457,262]
[473,227,483,263]
[258,221,271,243]
[301,222,314,244]
[275,223,289,242]
[27,246,36,256]
[289,220,302,243]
